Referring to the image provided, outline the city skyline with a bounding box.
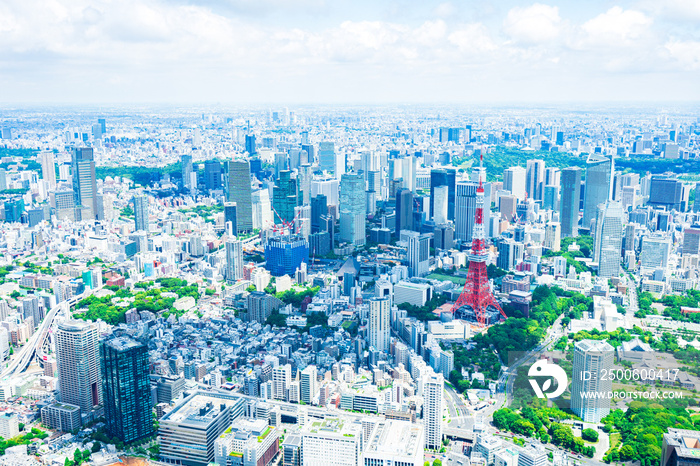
[0,0,699,104]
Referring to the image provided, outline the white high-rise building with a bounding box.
[433,185,448,224]
[421,370,443,450]
[544,222,561,252]
[405,231,431,277]
[300,365,318,405]
[571,339,614,422]
[503,166,526,200]
[369,297,390,353]
[56,320,101,415]
[224,237,243,283]
[272,364,291,401]
[640,234,672,270]
[593,201,624,278]
[39,151,56,189]
[517,443,548,466]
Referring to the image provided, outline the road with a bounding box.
[1,292,85,380]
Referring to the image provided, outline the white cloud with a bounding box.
[578,7,652,48]
[448,24,498,54]
[503,3,562,45]
[665,39,700,69]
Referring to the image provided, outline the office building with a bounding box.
[224,202,237,234]
[503,166,526,200]
[3,198,24,223]
[101,336,154,443]
[39,151,56,188]
[694,182,700,213]
[455,182,477,242]
[225,236,244,283]
[72,147,98,220]
[422,371,443,449]
[265,234,309,277]
[571,339,614,422]
[361,420,424,466]
[133,195,148,232]
[544,222,561,252]
[433,185,448,224]
[339,172,366,247]
[583,154,613,231]
[593,201,624,278]
[300,365,317,405]
[56,320,101,416]
[517,443,548,466]
[683,227,700,256]
[497,238,524,271]
[245,134,256,155]
[641,235,672,269]
[225,160,253,234]
[300,417,363,466]
[311,194,327,233]
[434,224,454,250]
[273,170,299,224]
[182,153,194,191]
[159,392,246,466]
[319,141,335,173]
[395,188,413,236]
[369,297,391,353]
[430,168,456,220]
[526,159,545,201]
[204,160,222,190]
[648,176,684,211]
[560,167,582,237]
[405,231,431,277]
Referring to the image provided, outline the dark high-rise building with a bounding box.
[224,202,237,234]
[311,195,327,234]
[3,198,24,223]
[204,160,222,190]
[526,159,545,201]
[181,153,194,191]
[133,195,148,232]
[273,170,299,224]
[395,188,413,236]
[101,336,154,443]
[245,134,256,155]
[582,154,613,230]
[225,160,253,234]
[98,118,106,133]
[250,158,263,179]
[560,167,582,238]
[430,169,456,220]
[648,176,684,211]
[72,147,98,220]
[265,235,309,277]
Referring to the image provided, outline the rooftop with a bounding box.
[161,391,244,426]
[365,420,423,459]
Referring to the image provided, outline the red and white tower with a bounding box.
[451,154,507,326]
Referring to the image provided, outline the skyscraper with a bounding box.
[182,153,194,191]
[455,182,477,242]
[571,339,614,422]
[526,159,545,201]
[204,160,222,190]
[433,185,448,224]
[430,168,456,220]
[405,231,431,277]
[583,154,613,231]
[225,237,244,283]
[560,167,582,238]
[72,147,98,220]
[56,320,101,415]
[273,170,299,224]
[245,134,256,155]
[225,160,253,234]
[319,141,335,173]
[339,172,366,247]
[422,371,444,450]
[273,364,292,401]
[369,297,390,353]
[395,188,413,236]
[133,195,148,232]
[300,365,318,405]
[224,202,237,234]
[39,151,56,189]
[101,336,154,443]
[593,201,624,279]
[311,195,327,234]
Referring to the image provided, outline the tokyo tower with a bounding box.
[451,155,507,326]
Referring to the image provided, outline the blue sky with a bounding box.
[0,0,698,104]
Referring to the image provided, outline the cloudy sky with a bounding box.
[0,0,698,104]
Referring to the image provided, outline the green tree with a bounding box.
[581,428,598,442]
